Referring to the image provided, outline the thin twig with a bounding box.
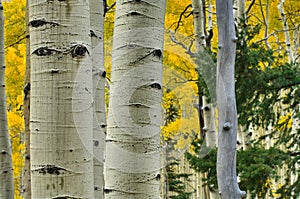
[104,1,116,16]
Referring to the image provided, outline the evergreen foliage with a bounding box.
[166,160,193,199]
[186,21,300,198]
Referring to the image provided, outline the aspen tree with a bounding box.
[192,0,217,198]
[216,0,246,198]
[104,0,166,198]
[90,0,106,197]
[0,1,14,198]
[28,0,94,197]
[22,0,31,198]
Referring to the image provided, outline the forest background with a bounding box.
[1,0,300,198]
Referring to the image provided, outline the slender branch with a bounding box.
[255,25,300,44]
[246,0,256,15]
[5,35,27,49]
[290,152,300,157]
[169,31,196,58]
[174,4,192,32]
[104,0,116,16]
[258,0,270,49]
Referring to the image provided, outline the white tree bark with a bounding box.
[0,2,14,198]
[216,0,246,198]
[278,0,294,63]
[192,1,217,198]
[104,0,166,198]
[192,0,217,153]
[90,0,106,197]
[193,0,205,49]
[29,0,94,198]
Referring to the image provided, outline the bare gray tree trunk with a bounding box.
[22,1,31,198]
[0,1,14,198]
[216,0,246,198]
[104,0,166,198]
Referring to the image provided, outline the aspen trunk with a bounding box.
[29,0,94,197]
[192,0,217,198]
[216,0,246,198]
[104,0,166,198]
[90,0,106,197]
[278,0,294,63]
[22,0,31,197]
[0,1,14,198]
[192,0,217,151]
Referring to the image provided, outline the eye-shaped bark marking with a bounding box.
[101,71,106,78]
[32,165,67,175]
[152,49,162,59]
[149,83,162,90]
[90,30,97,37]
[89,30,102,39]
[29,19,59,28]
[223,122,232,131]
[127,11,141,16]
[70,44,89,58]
[32,47,58,56]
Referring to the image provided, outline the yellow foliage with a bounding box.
[277,113,293,130]
[3,0,26,197]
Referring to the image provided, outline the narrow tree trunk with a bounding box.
[216,0,246,198]
[0,2,14,198]
[104,0,166,198]
[192,0,216,150]
[278,0,294,63]
[29,0,94,197]
[90,0,106,197]
[192,0,216,198]
[22,0,31,198]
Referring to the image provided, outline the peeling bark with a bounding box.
[0,1,14,198]
[216,0,246,198]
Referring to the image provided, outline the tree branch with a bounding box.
[246,0,255,15]
[104,0,116,16]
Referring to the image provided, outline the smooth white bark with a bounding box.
[192,0,205,49]
[90,0,106,198]
[278,0,294,63]
[29,0,94,198]
[192,0,217,153]
[0,2,14,198]
[104,0,166,198]
[216,0,246,198]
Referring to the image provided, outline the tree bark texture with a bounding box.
[104,0,166,198]
[28,0,94,197]
[216,0,246,198]
[22,0,31,198]
[90,0,106,197]
[278,0,294,63]
[192,0,217,198]
[0,1,14,198]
